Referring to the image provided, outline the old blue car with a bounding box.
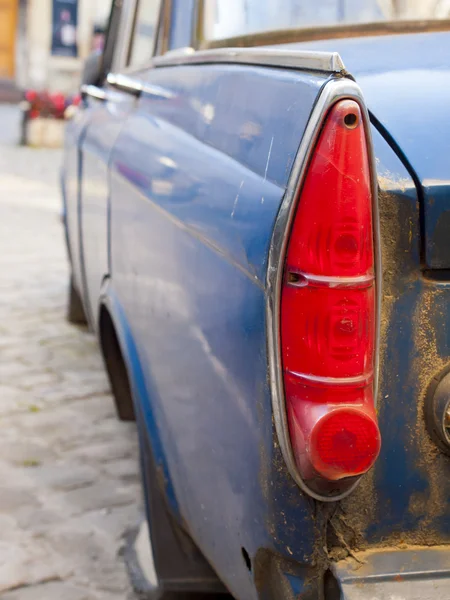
[62,1,450,598]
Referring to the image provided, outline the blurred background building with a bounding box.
[0,0,111,101]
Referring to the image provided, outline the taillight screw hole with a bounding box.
[343,112,359,129]
[286,271,307,287]
[241,547,252,572]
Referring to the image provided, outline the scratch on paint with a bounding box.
[261,196,265,205]
[231,180,244,218]
[264,136,274,181]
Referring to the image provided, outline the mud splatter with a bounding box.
[327,181,450,555]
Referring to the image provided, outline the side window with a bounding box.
[201,0,450,42]
[128,0,162,68]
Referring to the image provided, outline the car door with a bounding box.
[78,0,156,330]
[62,106,92,297]
[78,90,135,329]
[62,0,123,301]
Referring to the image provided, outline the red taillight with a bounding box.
[281,99,380,485]
[310,408,380,479]
[286,100,374,278]
[282,285,375,379]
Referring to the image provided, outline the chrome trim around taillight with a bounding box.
[266,77,381,502]
[285,270,375,289]
[287,370,374,387]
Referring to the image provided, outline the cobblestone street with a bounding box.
[0,106,141,599]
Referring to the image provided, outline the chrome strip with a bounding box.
[287,370,373,386]
[107,73,142,96]
[153,48,346,73]
[107,73,175,99]
[141,83,176,100]
[266,77,381,503]
[286,271,375,288]
[80,84,107,102]
[333,547,450,600]
[162,46,195,59]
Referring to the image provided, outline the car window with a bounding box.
[202,0,450,41]
[128,0,162,68]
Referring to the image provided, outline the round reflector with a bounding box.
[309,409,381,480]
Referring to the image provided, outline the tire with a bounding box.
[67,276,88,325]
[133,421,229,599]
[99,307,136,422]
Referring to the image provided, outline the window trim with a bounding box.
[127,0,140,65]
[153,0,173,57]
[125,0,169,70]
[112,0,138,72]
[97,0,123,83]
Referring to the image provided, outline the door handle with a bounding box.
[80,84,107,102]
[107,72,175,100]
[107,73,142,97]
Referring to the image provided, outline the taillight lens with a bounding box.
[281,99,380,485]
[282,285,375,379]
[286,100,374,278]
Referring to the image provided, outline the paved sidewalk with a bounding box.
[0,106,140,599]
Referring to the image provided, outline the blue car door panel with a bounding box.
[109,63,329,598]
[79,92,136,328]
[62,108,94,296]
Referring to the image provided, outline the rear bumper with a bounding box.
[333,547,450,600]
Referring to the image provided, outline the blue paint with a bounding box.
[99,284,181,517]
[78,94,136,329]
[139,65,325,187]
[62,106,92,297]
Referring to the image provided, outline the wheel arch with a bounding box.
[96,278,189,533]
[97,278,147,423]
[98,300,135,421]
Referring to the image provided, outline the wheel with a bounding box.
[67,276,88,325]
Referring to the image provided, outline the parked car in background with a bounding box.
[61,0,450,598]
